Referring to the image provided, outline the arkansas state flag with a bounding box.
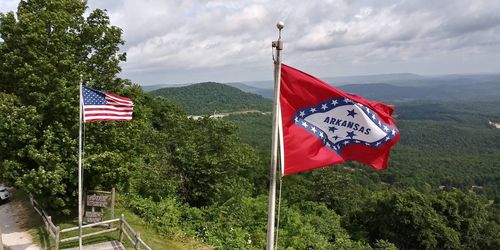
[280,64,400,175]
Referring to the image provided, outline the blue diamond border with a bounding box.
[293,97,399,154]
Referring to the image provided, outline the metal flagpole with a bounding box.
[78,75,83,250]
[266,21,284,250]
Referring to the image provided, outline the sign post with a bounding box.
[84,190,115,225]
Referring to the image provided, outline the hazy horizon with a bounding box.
[140,71,500,87]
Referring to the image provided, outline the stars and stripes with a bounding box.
[82,86,134,123]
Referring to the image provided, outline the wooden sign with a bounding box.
[84,188,115,225]
[86,194,109,208]
[85,211,104,223]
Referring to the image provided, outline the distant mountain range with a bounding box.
[142,73,428,92]
[144,73,500,103]
[339,81,500,102]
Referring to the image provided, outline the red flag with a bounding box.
[280,64,400,175]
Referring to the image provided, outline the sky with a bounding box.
[1,0,500,86]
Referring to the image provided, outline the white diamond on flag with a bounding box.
[293,98,397,153]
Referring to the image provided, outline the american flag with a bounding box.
[82,86,134,123]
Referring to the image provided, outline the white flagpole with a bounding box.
[266,21,284,250]
[78,75,83,250]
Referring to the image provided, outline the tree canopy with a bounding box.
[0,0,128,213]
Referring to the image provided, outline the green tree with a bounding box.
[0,93,41,181]
[278,201,370,249]
[434,190,495,250]
[349,189,461,250]
[0,0,128,213]
[172,117,258,207]
[312,167,367,216]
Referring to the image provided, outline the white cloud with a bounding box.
[0,0,17,13]
[2,0,500,85]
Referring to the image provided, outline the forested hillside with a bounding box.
[227,100,500,196]
[225,99,500,249]
[150,82,272,115]
[1,1,499,249]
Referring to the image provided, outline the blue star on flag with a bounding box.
[329,126,338,133]
[346,131,356,139]
[347,109,357,118]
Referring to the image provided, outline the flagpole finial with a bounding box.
[276,21,284,30]
[273,22,284,51]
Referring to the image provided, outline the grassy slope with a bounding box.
[10,189,211,250]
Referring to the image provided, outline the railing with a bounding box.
[30,196,61,249]
[119,214,151,250]
[30,196,151,250]
[58,218,120,244]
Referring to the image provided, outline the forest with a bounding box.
[150,82,272,115]
[1,1,499,249]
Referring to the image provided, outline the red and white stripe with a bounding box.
[84,93,134,123]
